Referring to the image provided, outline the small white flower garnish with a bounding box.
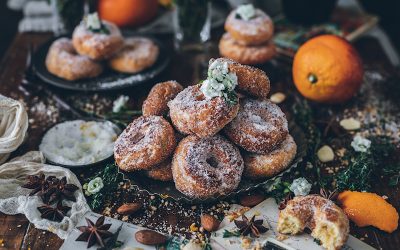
[270,92,286,104]
[112,95,129,113]
[84,177,104,196]
[200,60,238,100]
[351,135,371,152]
[339,118,361,130]
[290,177,312,196]
[236,4,256,21]
[317,145,335,162]
[86,12,102,30]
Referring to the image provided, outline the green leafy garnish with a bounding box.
[222,229,241,238]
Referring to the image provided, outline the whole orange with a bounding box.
[292,35,363,103]
[98,0,159,27]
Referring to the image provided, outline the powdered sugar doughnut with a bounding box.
[223,98,288,154]
[142,81,183,116]
[114,116,176,171]
[72,21,123,60]
[172,135,244,199]
[225,8,273,45]
[145,158,173,181]
[109,37,159,73]
[212,58,270,98]
[243,134,297,179]
[168,85,239,138]
[45,38,103,81]
[219,33,276,65]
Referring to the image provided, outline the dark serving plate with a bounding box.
[122,121,307,204]
[32,34,170,91]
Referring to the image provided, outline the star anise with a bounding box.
[234,214,268,238]
[320,188,338,201]
[76,216,113,248]
[45,177,79,204]
[38,201,71,222]
[22,173,53,196]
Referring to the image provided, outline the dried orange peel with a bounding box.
[338,191,399,233]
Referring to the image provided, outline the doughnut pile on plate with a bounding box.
[219,4,276,65]
[45,13,159,81]
[114,58,297,199]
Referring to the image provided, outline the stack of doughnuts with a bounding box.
[114,58,297,199]
[219,4,276,65]
[45,13,159,81]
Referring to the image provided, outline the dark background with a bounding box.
[0,0,399,61]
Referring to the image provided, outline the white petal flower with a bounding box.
[289,177,312,196]
[236,4,256,21]
[351,135,371,152]
[112,95,129,113]
[87,177,104,194]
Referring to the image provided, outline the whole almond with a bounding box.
[135,230,167,245]
[117,202,143,215]
[239,193,266,207]
[201,214,220,232]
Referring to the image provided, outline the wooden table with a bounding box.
[0,32,399,250]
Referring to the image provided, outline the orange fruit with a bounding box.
[98,0,159,27]
[292,35,363,103]
[338,191,399,233]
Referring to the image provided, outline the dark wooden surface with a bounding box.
[0,32,399,250]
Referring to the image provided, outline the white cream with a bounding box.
[290,177,312,196]
[351,135,371,152]
[236,4,256,21]
[39,120,118,166]
[86,12,101,30]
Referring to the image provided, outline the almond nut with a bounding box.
[135,230,167,245]
[200,214,221,232]
[270,92,286,104]
[317,145,335,162]
[117,202,143,215]
[239,193,266,207]
[339,118,361,130]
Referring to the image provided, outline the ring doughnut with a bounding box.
[278,195,349,250]
[109,37,159,73]
[114,115,176,171]
[219,33,276,65]
[211,58,270,98]
[142,81,183,116]
[223,98,288,154]
[72,21,124,60]
[225,7,274,45]
[45,38,103,81]
[172,135,244,199]
[168,84,239,138]
[145,158,173,181]
[243,134,297,179]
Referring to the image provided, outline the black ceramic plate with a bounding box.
[122,121,307,204]
[41,118,122,169]
[33,35,170,91]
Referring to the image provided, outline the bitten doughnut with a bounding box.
[219,33,276,65]
[223,98,288,154]
[225,5,274,45]
[243,134,297,179]
[168,85,239,138]
[142,81,183,116]
[109,37,160,73]
[114,116,176,171]
[45,38,103,81]
[278,195,350,250]
[72,19,123,60]
[145,158,173,181]
[172,135,244,199]
[212,58,270,98]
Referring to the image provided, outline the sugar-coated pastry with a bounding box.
[142,81,183,116]
[278,195,350,250]
[243,134,297,179]
[223,98,288,154]
[225,4,274,45]
[145,158,173,181]
[109,37,159,73]
[168,85,239,138]
[172,135,244,199]
[219,33,276,65]
[45,38,103,81]
[114,116,176,171]
[72,13,123,60]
